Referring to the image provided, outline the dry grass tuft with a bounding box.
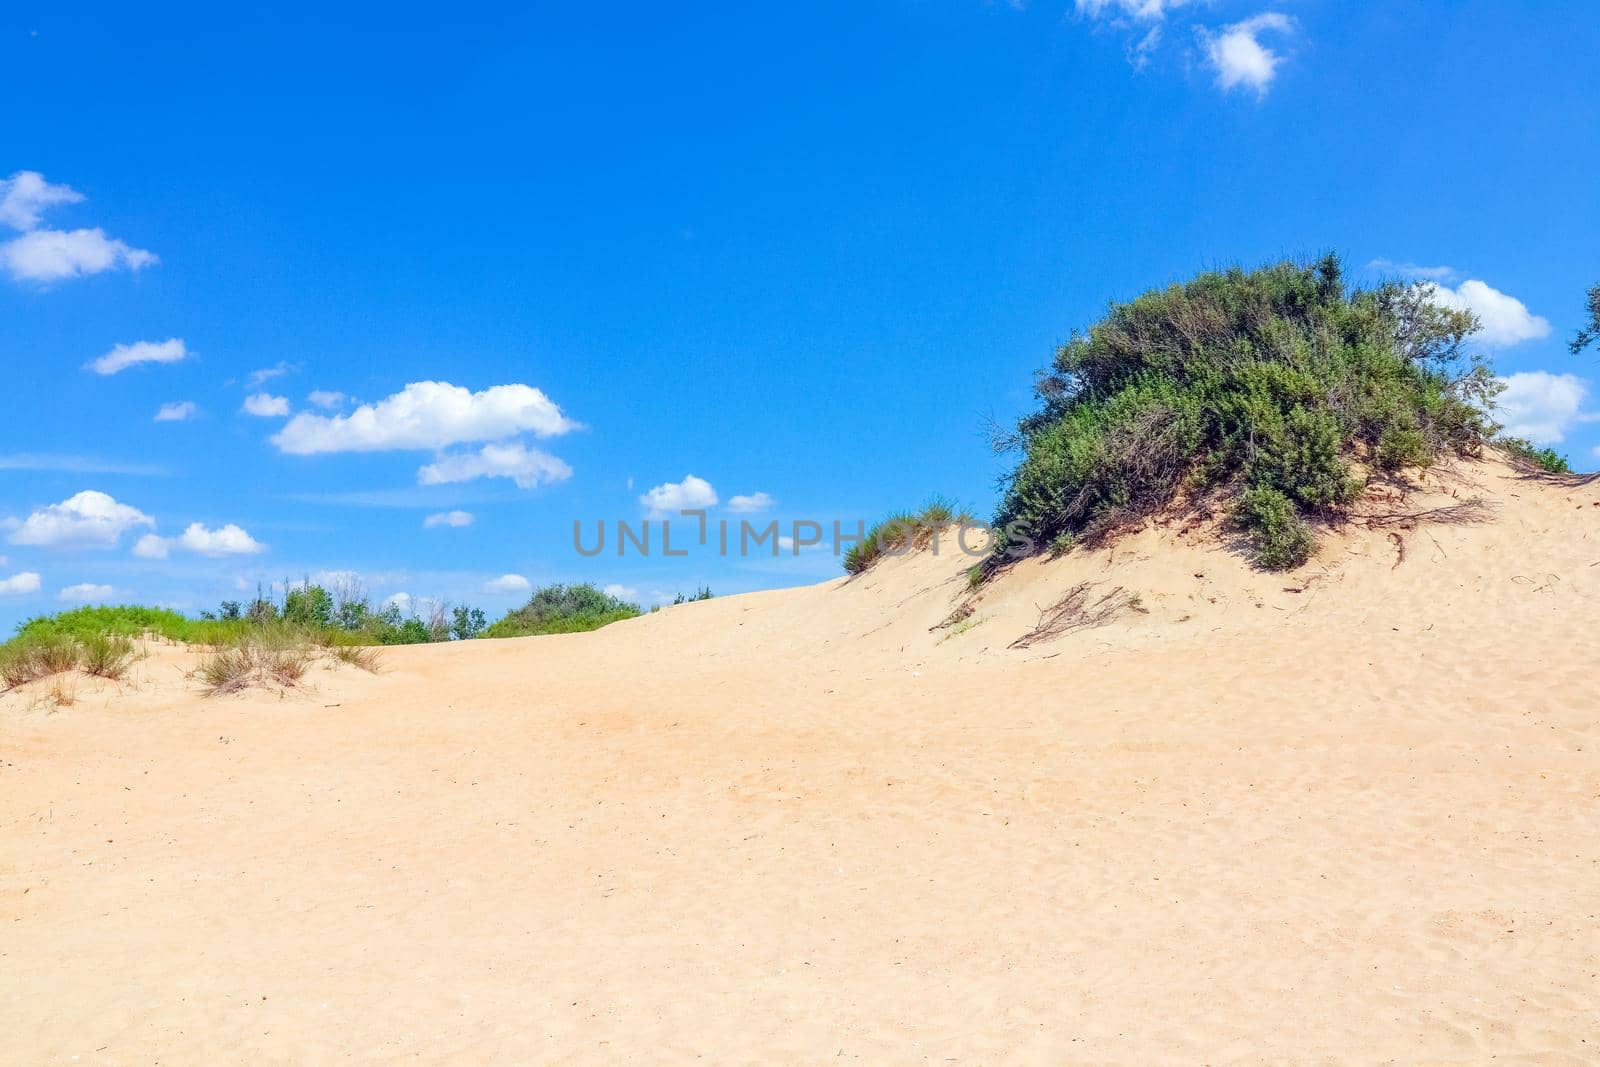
[80,634,137,680]
[329,644,384,673]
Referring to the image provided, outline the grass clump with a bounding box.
[80,634,136,680]
[843,497,972,575]
[1497,436,1572,475]
[195,636,314,695]
[483,583,641,639]
[990,255,1500,570]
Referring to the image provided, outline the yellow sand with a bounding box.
[3,456,1597,1063]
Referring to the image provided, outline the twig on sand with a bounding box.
[1356,497,1496,529]
[1010,582,1138,649]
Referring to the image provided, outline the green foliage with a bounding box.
[993,255,1498,569]
[450,606,488,640]
[1233,486,1316,570]
[1570,283,1600,356]
[284,583,334,628]
[1498,436,1572,475]
[672,587,715,605]
[843,498,970,575]
[483,583,641,639]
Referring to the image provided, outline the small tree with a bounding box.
[450,606,487,640]
[1571,283,1600,355]
[284,583,334,627]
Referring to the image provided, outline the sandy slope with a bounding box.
[3,456,1598,1064]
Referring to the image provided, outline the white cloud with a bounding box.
[416,442,572,490]
[1495,372,1594,445]
[87,338,188,376]
[59,582,116,603]
[1202,13,1292,96]
[307,389,347,409]
[179,523,264,557]
[727,491,775,513]
[2,227,158,282]
[5,491,154,549]
[133,522,265,560]
[0,571,42,597]
[484,573,531,594]
[242,392,291,417]
[640,474,718,517]
[423,509,475,528]
[603,583,639,602]
[1076,0,1193,20]
[272,381,578,455]
[383,592,413,613]
[0,171,84,230]
[1423,280,1552,348]
[247,362,298,387]
[154,401,197,422]
[132,534,170,560]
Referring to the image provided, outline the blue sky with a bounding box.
[3,1,1597,630]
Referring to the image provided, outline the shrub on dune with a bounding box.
[989,255,1500,570]
[484,583,641,639]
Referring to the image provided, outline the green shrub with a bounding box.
[1376,423,1431,472]
[843,498,971,575]
[1498,436,1572,475]
[1234,486,1316,570]
[484,583,641,639]
[991,255,1496,569]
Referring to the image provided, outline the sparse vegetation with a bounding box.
[483,583,642,639]
[989,255,1501,570]
[1570,282,1599,356]
[195,636,315,696]
[80,634,137,680]
[1498,436,1572,475]
[843,498,972,575]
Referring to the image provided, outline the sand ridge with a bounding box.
[2,456,1598,1062]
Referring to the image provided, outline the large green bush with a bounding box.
[992,255,1499,569]
[483,583,641,638]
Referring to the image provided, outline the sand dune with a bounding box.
[3,456,1598,1063]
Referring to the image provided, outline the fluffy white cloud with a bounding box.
[134,523,265,560]
[727,491,775,513]
[1076,0,1192,19]
[272,381,578,455]
[5,491,154,549]
[242,393,291,417]
[1424,280,1551,348]
[603,583,639,602]
[154,401,197,422]
[307,389,347,409]
[132,534,170,560]
[0,171,84,230]
[1495,372,1594,445]
[0,571,42,597]
[59,582,116,603]
[423,509,474,528]
[1203,14,1292,95]
[417,442,572,489]
[484,573,531,594]
[2,227,158,282]
[88,338,188,376]
[640,474,718,517]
